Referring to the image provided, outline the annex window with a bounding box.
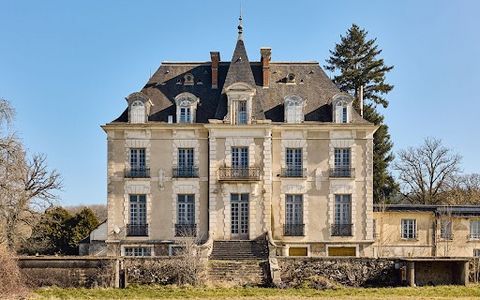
[284,195,304,236]
[124,247,151,257]
[130,100,146,124]
[401,219,417,240]
[440,219,453,240]
[175,93,199,124]
[470,220,480,239]
[284,95,304,123]
[332,194,352,236]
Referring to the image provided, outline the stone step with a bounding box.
[210,239,268,261]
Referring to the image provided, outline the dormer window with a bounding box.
[286,73,296,84]
[126,92,152,124]
[332,94,353,124]
[184,73,194,86]
[284,95,304,124]
[236,100,248,124]
[175,92,199,124]
[225,83,256,125]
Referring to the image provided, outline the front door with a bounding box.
[231,193,249,239]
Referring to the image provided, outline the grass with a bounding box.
[33,285,480,299]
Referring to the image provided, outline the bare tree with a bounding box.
[0,99,62,250]
[442,173,480,205]
[394,138,461,204]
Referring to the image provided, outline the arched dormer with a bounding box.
[126,92,153,124]
[284,95,305,123]
[174,92,199,123]
[332,93,353,124]
[225,82,256,125]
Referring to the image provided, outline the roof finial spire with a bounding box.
[237,5,243,40]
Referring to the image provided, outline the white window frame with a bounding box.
[332,94,353,124]
[124,246,152,257]
[129,194,147,225]
[130,100,146,124]
[440,219,453,240]
[177,194,195,225]
[175,93,199,124]
[284,95,304,123]
[232,147,249,168]
[285,194,303,225]
[236,100,248,124]
[334,194,351,225]
[401,219,417,240]
[470,220,480,240]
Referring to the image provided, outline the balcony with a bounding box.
[280,168,306,178]
[284,224,305,236]
[175,224,197,237]
[126,224,148,236]
[468,233,480,240]
[331,224,353,236]
[125,167,150,178]
[329,167,355,178]
[173,167,199,178]
[218,167,260,182]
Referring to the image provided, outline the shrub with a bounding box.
[0,245,28,298]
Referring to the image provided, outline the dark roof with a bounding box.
[111,36,369,124]
[374,204,480,216]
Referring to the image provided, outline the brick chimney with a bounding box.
[260,47,271,88]
[210,51,220,89]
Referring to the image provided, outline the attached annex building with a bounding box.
[102,19,378,257]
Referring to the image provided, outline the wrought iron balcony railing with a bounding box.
[125,167,150,178]
[331,224,353,236]
[175,224,197,237]
[329,167,355,178]
[468,233,480,240]
[284,224,305,236]
[218,167,260,181]
[280,168,306,178]
[173,167,199,178]
[126,224,149,236]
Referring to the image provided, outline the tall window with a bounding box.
[401,219,417,239]
[177,194,195,225]
[470,220,480,239]
[177,148,195,177]
[285,148,303,177]
[130,194,146,225]
[130,100,145,123]
[440,219,453,240]
[129,148,146,177]
[474,249,480,257]
[332,194,352,236]
[333,148,351,177]
[236,100,248,124]
[342,106,348,123]
[232,147,248,168]
[179,107,191,123]
[335,102,349,123]
[285,195,304,236]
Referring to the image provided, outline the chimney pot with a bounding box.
[210,51,220,89]
[260,47,271,88]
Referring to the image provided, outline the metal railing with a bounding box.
[218,167,260,181]
[175,224,197,237]
[173,167,199,178]
[329,167,355,178]
[284,224,305,236]
[469,233,480,240]
[331,224,353,236]
[125,167,150,178]
[280,168,306,178]
[126,224,148,236]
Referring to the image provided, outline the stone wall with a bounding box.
[18,257,117,288]
[277,257,399,287]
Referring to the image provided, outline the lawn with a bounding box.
[33,285,480,299]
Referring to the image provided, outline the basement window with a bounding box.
[124,247,152,257]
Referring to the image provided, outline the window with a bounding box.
[373,219,377,239]
[332,195,352,236]
[474,249,480,257]
[285,195,304,236]
[332,94,353,124]
[440,219,453,240]
[470,220,480,239]
[179,107,191,123]
[342,106,348,123]
[401,219,417,239]
[130,100,146,123]
[128,148,147,177]
[336,102,349,123]
[124,247,151,257]
[232,147,248,168]
[236,100,248,124]
[176,148,195,177]
[127,194,147,236]
[177,194,195,225]
[285,148,303,177]
[333,148,351,177]
[284,95,304,123]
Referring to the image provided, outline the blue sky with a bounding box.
[1,0,479,205]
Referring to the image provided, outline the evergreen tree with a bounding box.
[325,24,397,202]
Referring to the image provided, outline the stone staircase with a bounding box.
[210,240,268,260]
[208,260,270,286]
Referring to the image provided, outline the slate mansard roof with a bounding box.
[112,33,368,124]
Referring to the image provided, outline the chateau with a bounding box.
[100,18,480,258]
